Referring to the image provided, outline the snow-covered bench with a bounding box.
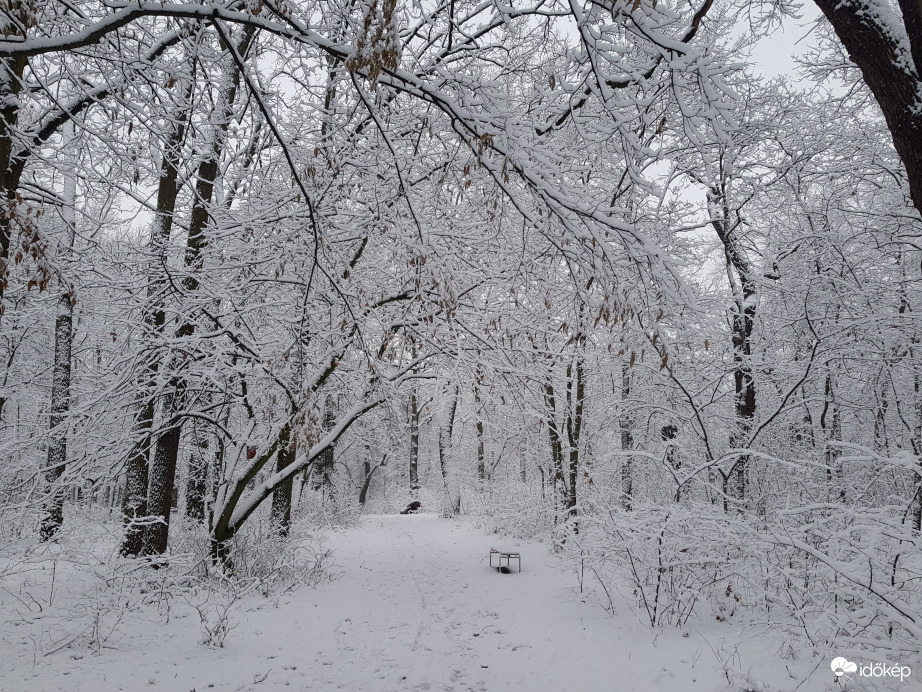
[489,547,521,573]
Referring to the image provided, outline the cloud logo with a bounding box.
[831,657,857,677]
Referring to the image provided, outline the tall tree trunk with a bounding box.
[359,454,387,506]
[39,121,76,540]
[620,362,633,511]
[544,379,565,520]
[709,185,756,509]
[312,396,337,500]
[185,418,210,521]
[474,383,485,483]
[144,25,256,555]
[146,385,183,555]
[0,4,29,319]
[409,389,419,494]
[565,355,584,525]
[821,371,845,503]
[873,370,890,454]
[438,384,460,515]
[810,0,922,217]
[39,291,74,540]
[121,77,194,556]
[270,428,296,536]
[913,367,922,532]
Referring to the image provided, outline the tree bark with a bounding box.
[120,76,194,556]
[39,292,74,540]
[811,0,922,217]
[474,383,485,483]
[709,186,756,508]
[564,355,584,524]
[544,379,565,519]
[39,121,76,541]
[0,7,29,316]
[359,454,387,505]
[821,371,845,503]
[270,429,296,536]
[145,386,183,555]
[312,397,337,500]
[143,25,256,555]
[620,362,633,511]
[438,384,460,515]
[185,421,210,521]
[409,389,420,494]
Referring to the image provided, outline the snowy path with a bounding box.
[0,514,854,692]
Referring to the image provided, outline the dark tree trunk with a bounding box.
[121,395,154,557]
[359,454,387,505]
[409,390,420,494]
[873,371,890,454]
[145,387,183,555]
[185,429,209,522]
[121,77,193,556]
[544,380,565,518]
[565,355,585,525]
[270,429,296,536]
[811,0,922,218]
[620,362,633,511]
[0,39,28,317]
[821,371,845,503]
[39,122,76,541]
[438,384,460,515]
[39,292,74,541]
[143,27,255,556]
[709,186,756,508]
[312,398,337,500]
[474,384,485,483]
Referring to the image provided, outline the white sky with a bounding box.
[745,3,823,79]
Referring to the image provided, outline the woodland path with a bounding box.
[0,514,810,692]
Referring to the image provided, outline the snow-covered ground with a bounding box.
[1,514,918,691]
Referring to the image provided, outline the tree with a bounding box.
[810,0,922,216]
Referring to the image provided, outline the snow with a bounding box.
[1,514,919,691]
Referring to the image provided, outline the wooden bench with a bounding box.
[489,548,521,573]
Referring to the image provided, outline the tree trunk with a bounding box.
[565,355,584,525]
[143,26,256,555]
[811,0,922,217]
[312,397,337,500]
[820,370,846,503]
[620,362,633,511]
[409,390,420,494]
[474,383,485,483]
[438,384,460,515]
[270,429,296,536]
[39,121,76,541]
[39,292,74,540]
[359,454,387,506]
[544,379,565,520]
[0,32,28,318]
[709,186,756,509]
[121,394,154,556]
[145,386,183,555]
[185,422,210,522]
[121,76,194,556]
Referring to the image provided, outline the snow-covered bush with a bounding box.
[466,479,555,541]
[561,500,754,626]
[562,476,922,658]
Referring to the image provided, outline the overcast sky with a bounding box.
[746,2,822,79]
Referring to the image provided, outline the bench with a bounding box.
[489,548,521,573]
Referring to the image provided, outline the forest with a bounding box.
[0,0,921,689]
